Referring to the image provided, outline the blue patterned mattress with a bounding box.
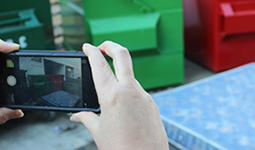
[152,63,255,150]
[42,90,80,107]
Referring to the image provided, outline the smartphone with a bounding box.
[0,50,99,112]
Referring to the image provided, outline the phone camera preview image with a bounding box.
[0,53,99,112]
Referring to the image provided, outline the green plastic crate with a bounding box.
[82,0,184,89]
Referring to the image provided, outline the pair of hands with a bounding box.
[0,39,168,149]
[0,39,24,124]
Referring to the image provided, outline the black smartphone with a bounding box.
[0,50,99,112]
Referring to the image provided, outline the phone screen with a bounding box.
[0,52,99,112]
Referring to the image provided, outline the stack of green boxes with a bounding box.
[82,0,184,89]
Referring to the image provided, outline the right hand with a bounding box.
[70,41,169,150]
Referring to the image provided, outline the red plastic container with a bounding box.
[48,75,64,92]
[184,0,255,72]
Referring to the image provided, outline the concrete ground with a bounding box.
[0,58,215,150]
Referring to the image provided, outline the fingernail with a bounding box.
[12,110,24,118]
[9,43,20,48]
[70,114,80,122]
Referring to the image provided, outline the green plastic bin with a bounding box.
[0,9,46,49]
[0,0,55,50]
[28,75,50,97]
[82,0,184,89]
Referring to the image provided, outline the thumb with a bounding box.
[0,108,24,124]
[70,111,99,132]
[0,40,19,53]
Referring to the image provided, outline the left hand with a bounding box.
[0,39,19,53]
[0,108,24,124]
[0,39,23,125]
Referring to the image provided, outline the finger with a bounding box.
[0,108,24,124]
[70,111,99,133]
[0,40,19,53]
[98,41,134,82]
[82,43,117,94]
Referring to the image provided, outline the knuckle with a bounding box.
[101,41,130,55]
[117,47,130,56]
[119,46,128,52]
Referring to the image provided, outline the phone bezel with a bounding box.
[0,50,100,113]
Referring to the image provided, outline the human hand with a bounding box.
[0,39,19,53]
[70,41,169,150]
[0,39,23,125]
[0,108,24,124]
